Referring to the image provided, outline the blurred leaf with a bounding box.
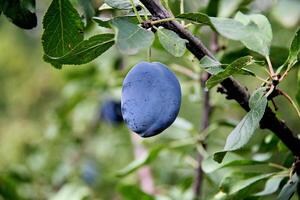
[297,71,300,106]
[93,17,112,28]
[287,28,300,66]
[112,18,154,54]
[206,56,254,88]
[290,28,300,59]
[218,0,254,18]
[118,185,155,200]
[78,0,95,26]
[271,0,300,28]
[42,0,84,68]
[277,173,299,200]
[176,12,212,26]
[104,0,139,10]
[177,12,272,56]
[44,34,115,66]
[161,0,171,11]
[199,55,224,75]
[226,173,274,195]
[50,183,91,200]
[221,46,289,68]
[254,175,285,196]
[0,175,21,200]
[157,28,187,57]
[1,0,37,29]
[202,155,265,173]
[116,146,164,177]
[214,88,268,163]
[206,0,220,17]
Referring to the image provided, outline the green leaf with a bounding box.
[199,55,224,75]
[93,17,112,28]
[157,28,187,57]
[42,0,84,68]
[297,70,300,107]
[214,87,268,163]
[202,155,265,173]
[1,0,37,29]
[228,173,274,195]
[118,185,155,200]
[50,183,91,200]
[290,28,300,59]
[206,56,254,88]
[116,146,164,177]
[0,1,2,15]
[254,175,285,196]
[44,34,115,66]
[161,0,171,11]
[78,0,95,25]
[104,0,139,10]
[234,12,273,57]
[112,18,154,54]
[277,173,299,200]
[177,12,272,56]
[176,12,212,26]
[206,0,221,17]
[287,28,300,65]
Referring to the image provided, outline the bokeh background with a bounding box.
[0,0,299,199]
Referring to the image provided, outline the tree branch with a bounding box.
[139,0,300,157]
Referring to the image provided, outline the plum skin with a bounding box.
[121,61,181,137]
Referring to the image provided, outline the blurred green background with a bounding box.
[0,0,299,199]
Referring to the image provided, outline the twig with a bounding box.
[279,90,300,118]
[180,0,185,26]
[193,31,218,199]
[171,64,199,80]
[193,72,211,199]
[139,0,300,157]
[266,55,275,77]
[130,0,143,23]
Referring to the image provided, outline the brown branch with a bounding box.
[193,72,212,199]
[139,0,300,157]
[193,32,218,199]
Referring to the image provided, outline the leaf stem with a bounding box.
[279,61,295,82]
[180,0,185,26]
[140,4,149,20]
[269,162,288,170]
[279,90,300,118]
[130,0,143,23]
[266,55,275,77]
[255,75,269,84]
[171,64,199,80]
[151,17,176,25]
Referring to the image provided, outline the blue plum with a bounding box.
[100,100,123,124]
[81,161,99,185]
[121,62,181,137]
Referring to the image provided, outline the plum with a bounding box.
[100,100,123,124]
[121,61,181,137]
